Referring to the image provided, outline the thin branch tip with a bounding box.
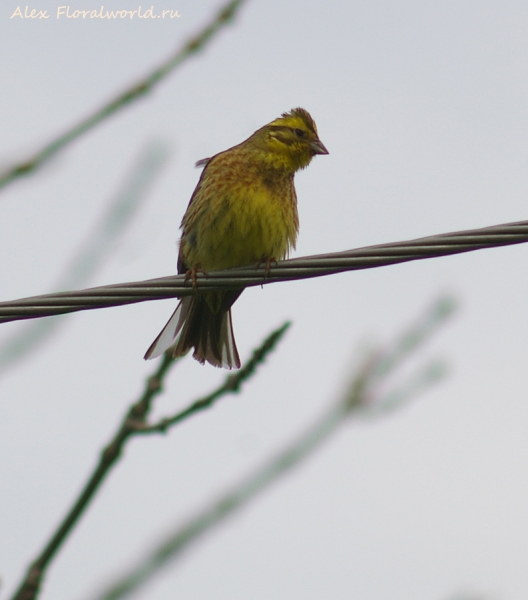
[0,0,248,192]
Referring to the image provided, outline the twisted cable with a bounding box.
[1,219,527,323]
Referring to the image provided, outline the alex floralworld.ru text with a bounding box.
[11,6,181,19]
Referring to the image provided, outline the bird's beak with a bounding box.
[310,139,329,155]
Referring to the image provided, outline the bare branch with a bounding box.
[0,142,168,372]
[86,297,454,600]
[131,321,291,434]
[0,0,248,192]
[9,323,287,600]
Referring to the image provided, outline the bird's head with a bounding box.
[251,108,329,172]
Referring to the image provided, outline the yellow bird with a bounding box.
[144,108,328,368]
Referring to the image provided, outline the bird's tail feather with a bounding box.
[175,291,242,369]
[143,299,187,360]
[144,291,242,369]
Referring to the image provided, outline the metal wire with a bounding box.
[1,219,528,324]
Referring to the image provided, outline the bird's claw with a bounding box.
[185,266,207,288]
[256,257,278,278]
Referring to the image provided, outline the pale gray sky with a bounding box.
[1,1,528,599]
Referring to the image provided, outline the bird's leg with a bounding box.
[184,264,207,288]
[255,257,278,278]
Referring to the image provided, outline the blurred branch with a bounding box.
[87,296,455,600]
[9,351,179,600]
[0,0,248,192]
[0,142,168,373]
[367,296,455,383]
[9,322,288,600]
[0,218,520,324]
[131,321,291,434]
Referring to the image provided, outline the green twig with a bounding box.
[10,350,178,600]
[0,0,248,192]
[132,321,291,434]
[10,320,287,600]
[88,299,454,600]
[0,142,168,372]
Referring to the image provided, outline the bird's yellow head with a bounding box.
[250,107,329,173]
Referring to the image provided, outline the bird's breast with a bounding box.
[184,175,298,272]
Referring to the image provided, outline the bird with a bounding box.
[144,107,328,368]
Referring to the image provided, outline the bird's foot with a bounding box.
[256,257,278,278]
[185,265,207,288]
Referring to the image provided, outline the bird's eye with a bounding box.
[294,128,305,138]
